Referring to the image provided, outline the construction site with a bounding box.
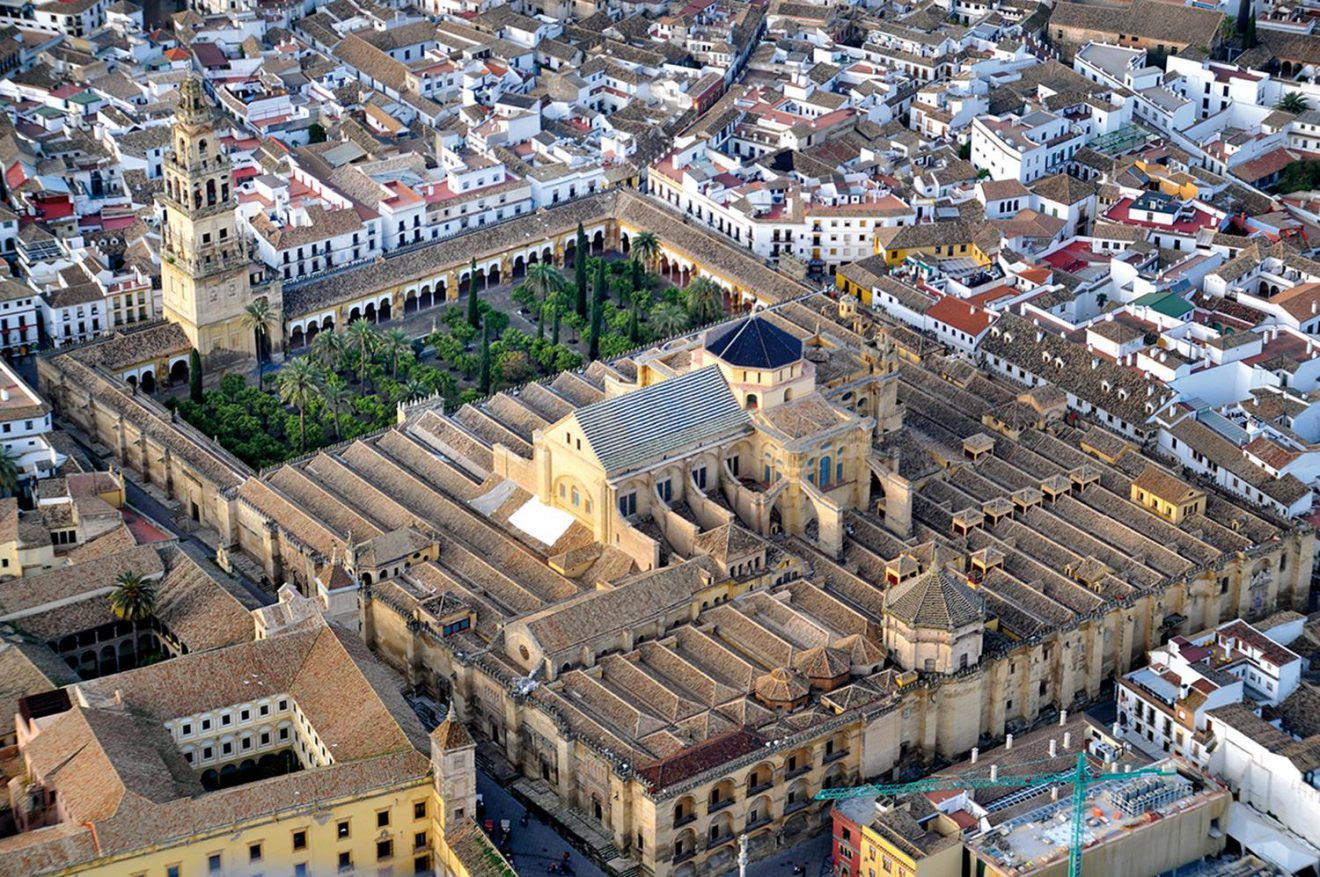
[965,766,1230,877]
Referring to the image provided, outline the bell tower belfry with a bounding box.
[160,76,273,362]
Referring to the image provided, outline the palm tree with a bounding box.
[1278,92,1309,114]
[0,445,21,498]
[345,319,378,388]
[109,571,156,622]
[525,262,566,304]
[277,356,323,451]
[650,302,689,339]
[684,276,725,325]
[311,330,346,372]
[403,377,430,401]
[382,327,412,379]
[321,375,352,440]
[241,298,275,387]
[632,231,660,272]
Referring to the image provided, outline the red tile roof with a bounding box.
[635,728,766,791]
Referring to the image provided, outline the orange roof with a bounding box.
[926,295,996,337]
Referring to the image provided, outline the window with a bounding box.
[293,830,307,851]
[414,831,427,851]
[208,854,222,873]
[377,810,391,828]
[414,801,427,820]
[167,867,181,877]
[294,866,307,877]
[377,839,394,860]
[241,708,250,721]
[249,842,262,862]
[338,852,352,872]
[337,820,350,839]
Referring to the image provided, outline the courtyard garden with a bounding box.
[171,230,731,470]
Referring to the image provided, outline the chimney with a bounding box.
[1313,300,1318,315]
[1049,739,1058,757]
[1005,733,1014,750]
[1063,731,1072,749]
[1051,786,1060,801]
[1112,721,1122,737]
[970,747,979,763]
[1060,709,1068,726]
[989,764,999,781]
[1091,357,1099,369]
[1036,330,1044,343]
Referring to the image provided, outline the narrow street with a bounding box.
[474,770,608,877]
[122,478,274,607]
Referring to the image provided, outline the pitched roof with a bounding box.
[885,566,984,631]
[573,366,751,473]
[705,315,803,369]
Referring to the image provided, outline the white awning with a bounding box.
[508,496,574,547]
[1226,803,1320,874]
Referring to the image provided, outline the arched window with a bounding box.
[746,393,758,409]
[819,456,832,487]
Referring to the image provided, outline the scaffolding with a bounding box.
[1111,774,1194,818]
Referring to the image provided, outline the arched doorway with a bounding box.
[378,299,391,321]
[621,233,630,254]
[140,371,156,394]
[321,316,334,332]
[169,359,188,383]
[513,256,526,278]
[348,306,361,322]
[364,302,377,322]
[305,323,319,345]
[289,326,305,348]
[487,264,501,286]
[404,291,418,315]
[592,229,604,254]
[564,241,577,268]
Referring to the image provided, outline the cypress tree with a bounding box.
[188,348,203,404]
[574,223,588,317]
[589,261,606,361]
[478,316,491,395]
[466,258,480,328]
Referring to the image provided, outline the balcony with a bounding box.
[743,816,772,833]
[705,835,737,852]
[784,799,808,815]
[823,748,849,764]
[748,780,773,795]
[707,797,734,814]
[673,848,695,864]
[674,813,696,828]
[785,764,811,779]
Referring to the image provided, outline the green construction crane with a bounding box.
[815,750,1177,877]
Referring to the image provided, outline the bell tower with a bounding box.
[429,701,477,833]
[160,76,272,362]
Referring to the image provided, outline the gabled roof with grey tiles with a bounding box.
[573,366,750,474]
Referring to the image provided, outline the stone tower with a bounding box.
[429,701,477,833]
[160,76,275,363]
